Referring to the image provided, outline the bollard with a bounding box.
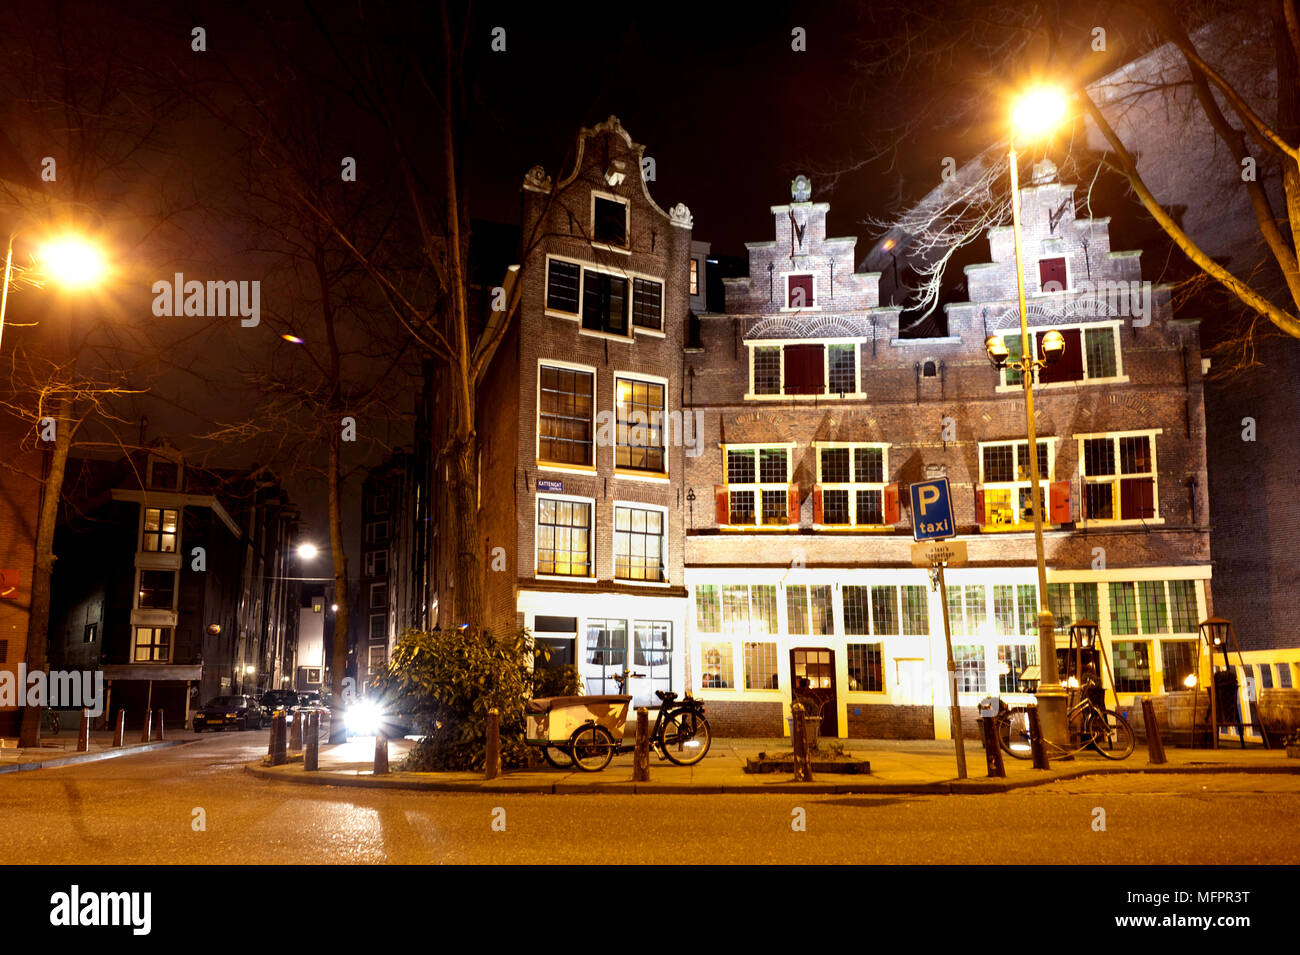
[633,707,650,782]
[155,709,165,741]
[113,710,126,747]
[1027,706,1050,770]
[140,709,152,744]
[289,711,303,752]
[980,714,1006,778]
[78,709,90,752]
[484,707,500,780]
[791,703,814,782]
[304,712,319,772]
[373,731,389,775]
[270,710,287,765]
[1142,698,1167,765]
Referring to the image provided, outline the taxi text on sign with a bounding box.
[909,477,956,542]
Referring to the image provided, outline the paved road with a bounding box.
[1,731,1296,864]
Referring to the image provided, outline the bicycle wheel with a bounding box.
[659,711,711,766]
[568,724,616,772]
[995,709,1034,760]
[1087,709,1135,760]
[542,746,573,769]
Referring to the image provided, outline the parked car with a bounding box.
[260,689,299,716]
[193,695,266,732]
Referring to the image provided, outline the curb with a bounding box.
[0,739,194,774]
[244,758,1300,795]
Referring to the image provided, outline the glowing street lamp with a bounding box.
[1,229,110,352]
[297,543,319,560]
[982,84,1071,748]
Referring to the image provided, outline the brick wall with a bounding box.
[0,410,45,736]
[701,698,784,737]
[846,703,935,739]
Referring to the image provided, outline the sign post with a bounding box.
[909,478,967,780]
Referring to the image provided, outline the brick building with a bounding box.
[469,116,695,709]
[683,166,1212,739]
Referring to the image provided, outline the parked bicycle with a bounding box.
[993,677,1134,760]
[525,671,712,772]
[42,708,61,736]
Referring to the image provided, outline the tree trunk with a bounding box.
[18,396,73,747]
[450,439,484,629]
[327,428,350,743]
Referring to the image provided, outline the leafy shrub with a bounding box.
[532,663,583,698]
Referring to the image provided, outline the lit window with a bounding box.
[613,505,665,582]
[538,365,594,466]
[846,643,883,692]
[954,645,986,693]
[536,498,592,577]
[142,507,179,553]
[979,440,1052,528]
[701,642,733,689]
[743,642,779,689]
[1160,642,1197,692]
[689,259,699,296]
[132,627,171,663]
[723,447,790,527]
[1112,641,1152,692]
[1081,432,1157,522]
[695,585,721,632]
[615,377,665,472]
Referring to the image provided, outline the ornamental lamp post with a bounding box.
[983,84,1071,747]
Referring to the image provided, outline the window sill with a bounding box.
[778,305,821,313]
[578,328,635,343]
[591,242,631,256]
[813,524,895,532]
[718,524,800,532]
[613,578,672,588]
[545,309,580,322]
[534,573,598,584]
[632,326,665,338]
[537,463,597,475]
[744,392,866,401]
[614,469,670,483]
[1079,517,1166,527]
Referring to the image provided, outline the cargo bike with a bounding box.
[525,672,712,772]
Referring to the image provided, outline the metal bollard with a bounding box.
[140,709,152,744]
[980,714,1006,778]
[791,703,814,782]
[1028,706,1051,770]
[1142,698,1167,765]
[113,710,126,747]
[155,709,165,741]
[633,707,650,782]
[289,711,303,752]
[78,709,90,752]
[270,711,287,765]
[304,712,319,772]
[373,731,389,775]
[484,708,500,779]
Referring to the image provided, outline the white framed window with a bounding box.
[590,191,629,249]
[538,360,596,469]
[367,645,387,674]
[364,520,389,545]
[746,340,864,399]
[978,439,1054,528]
[132,626,172,663]
[614,374,667,474]
[141,507,180,553]
[535,495,594,578]
[146,456,181,491]
[720,444,794,527]
[369,613,386,639]
[545,255,581,316]
[136,569,177,610]
[613,503,666,582]
[814,443,889,528]
[700,641,734,689]
[545,253,663,337]
[371,494,389,515]
[364,550,388,577]
[370,582,387,609]
[1077,430,1161,524]
[998,321,1124,390]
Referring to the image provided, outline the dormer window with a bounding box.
[147,457,180,490]
[787,274,814,309]
[593,195,628,247]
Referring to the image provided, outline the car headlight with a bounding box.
[346,700,382,736]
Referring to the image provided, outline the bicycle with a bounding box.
[993,679,1134,761]
[42,708,61,736]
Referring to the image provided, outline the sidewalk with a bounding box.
[0,729,190,773]
[245,736,1300,795]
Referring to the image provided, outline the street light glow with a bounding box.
[1011,86,1068,139]
[37,235,107,289]
[297,543,318,559]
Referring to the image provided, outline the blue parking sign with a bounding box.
[910,477,955,542]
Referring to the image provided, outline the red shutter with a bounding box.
[789,274,814,308]
[975,488,985,525]
[813,486,823,525]
[1037,328,1084,384]
[714,485,729,525]
[787,484,800,525]
[1038,257,1067,292]
[783,344,825,394]
[1049,481,1072,523]
[1120,477,1155,520]
[883,483,899,525]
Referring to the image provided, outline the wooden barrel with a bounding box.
[1161,690,1211,747]
[1257,689,1300,739]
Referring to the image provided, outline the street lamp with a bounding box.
[297,542,319,560]
[983,84,1071,748]
[1,229,109,351]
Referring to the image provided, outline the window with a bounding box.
[1138,581,1169,633]
[585,619,628,694]
[1161,641,1197,692]
[980,440,1052,527]
[539,365,594,466]
[817,444,888,527]
[701,642,733,689]
[84,623,97,644]
[722,585,749,632]
[1109,582,1139,635]
[870,585,898,636]
[784,584,833,636]
[148,458,179,490]
[137,570,176,610]
[810,585,834,635]
[615,377,665,472]
[724,446,791,527]
[744,642,779,689]
[787,586,809,635]
[954,645,986,693]
[634,621,673,702]
[1260,664,1274,689]
[132,627,171,663]
[998,644,1038,693]
[787,274,814,308]
[828,344,856,394]
[1082,433,1156,521]
[695,585,721,632]
[901,585,930,635]
[1113,641,1152,692]
[947,585,987,639]
[371,494,390,515]
[365,550,388,577]
[593,196,627,247]
[750,585,779,635]
[689,258,699,296]
[1168,580,1198,633]
[1038,256,1067,293]
[614,505,665,581]
[1000,323,1121,387]
[753,346,781,395]
[783,344,824,394]
[369,614,386,639]
[368,646,387,673]
[546,258,581,314]
[842,585,869,635]
[370,582,387,609]
[846,643,883,692]
[631,278,663,330]
[536,498,592,577]
[1278,664,1294,689]
[142,507,179,553]
[364,521,389,545]
[582,271,629,335]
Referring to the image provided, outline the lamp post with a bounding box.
[983,85,1071,747]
